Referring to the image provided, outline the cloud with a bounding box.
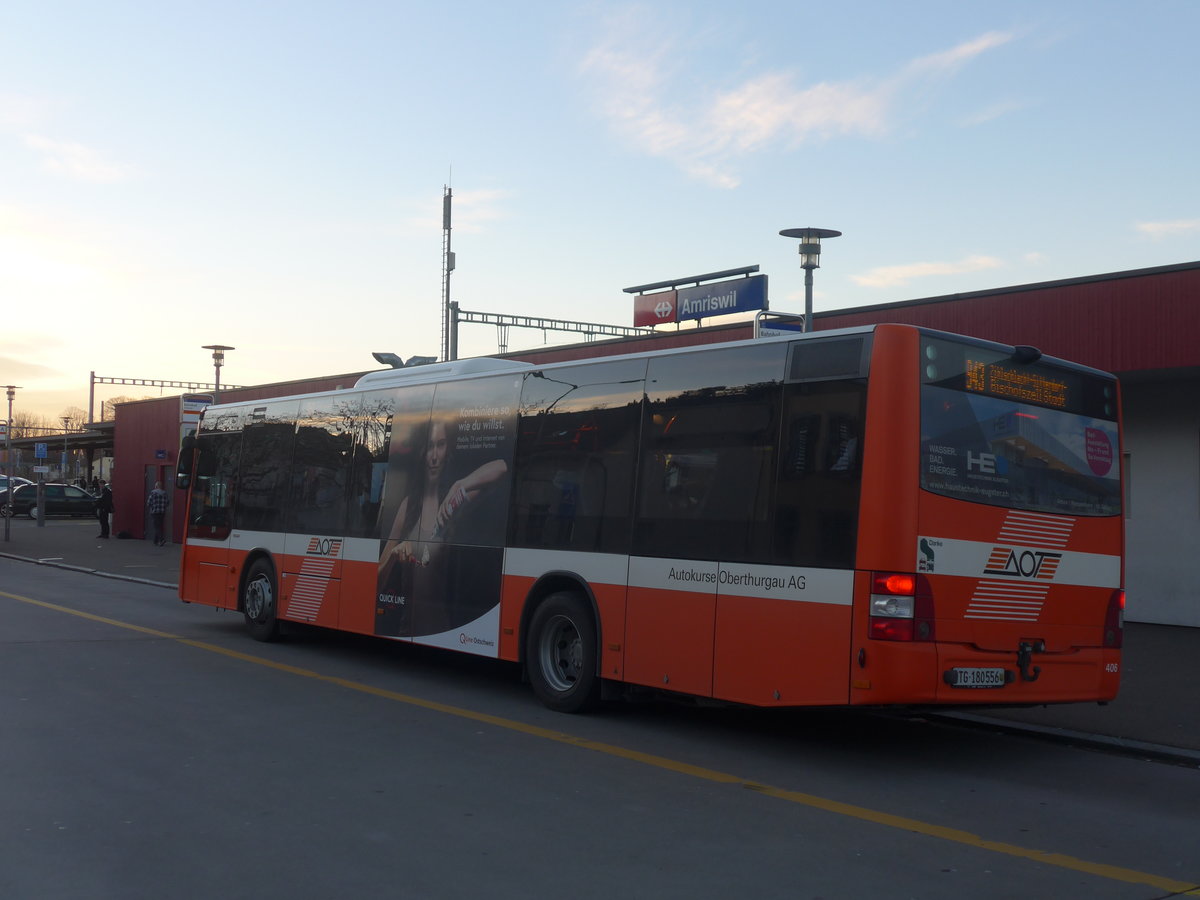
[0,92,53,130]
[22,134,133,183]
[961,98,1027,127]
[708,74,889,152]
[851,255,1003,288]
[0,354,57,379]
[903,32,1013,76]
[395,187,513,240]
[579,14,1012,187]
[1136,219,1200,239]
[451,188,513,234]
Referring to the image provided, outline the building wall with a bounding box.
[112,396,187,539]
[1123,379,1200,626]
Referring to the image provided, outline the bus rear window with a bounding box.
[920,337,1120,516]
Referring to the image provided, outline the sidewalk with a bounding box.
[0,516,181,586]
[2,515,1197,763]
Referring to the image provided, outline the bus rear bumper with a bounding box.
[849,642,1120,706]
[932,645,1120,704]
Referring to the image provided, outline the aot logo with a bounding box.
[306,537,343,557]
[983,547,1063,580]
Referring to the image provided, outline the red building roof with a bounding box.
[817,261,1200,376]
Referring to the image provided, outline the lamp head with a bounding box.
[779,228,842,270]
[372,352,405,368]
[202,345,235,367]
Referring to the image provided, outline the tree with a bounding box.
[101,394,154,421]
[10,411,52,438]
[60,406,88,432]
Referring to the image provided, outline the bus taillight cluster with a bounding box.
[1104,589,1125,648]
[869,572,936,642]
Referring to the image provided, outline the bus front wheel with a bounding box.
[242,559,280,642]
[526,591,599,713]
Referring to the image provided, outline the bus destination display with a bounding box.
[964,358,1069,409]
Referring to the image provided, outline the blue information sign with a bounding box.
[676,274,767,323]
[34,442,47,459]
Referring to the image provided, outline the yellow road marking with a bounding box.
[5,587,1198,894]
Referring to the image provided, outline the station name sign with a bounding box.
[633,274,767,326]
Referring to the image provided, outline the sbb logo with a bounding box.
[633,290,678,327]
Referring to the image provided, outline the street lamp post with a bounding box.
[4,385,19,542]
[780,228,842,333]
[201,345,235,404]
[61,416,71,483]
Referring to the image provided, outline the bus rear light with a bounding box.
[872,573,916,595]
[1104,589,1125,648]
[869,572,935,642]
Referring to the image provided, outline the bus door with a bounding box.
[181,421,244,610]
[277,396,356,629]
[712,370,867,706]
[627,343,792,699]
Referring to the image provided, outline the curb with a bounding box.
[0,551,178,591]
[92,570,177,589]
[928,710,1200,768]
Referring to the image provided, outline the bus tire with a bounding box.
[526,591,599,713]
[242,559,280,642]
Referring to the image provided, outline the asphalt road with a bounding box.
[2,560,1198,899]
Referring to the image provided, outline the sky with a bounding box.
[2,0,1198,424]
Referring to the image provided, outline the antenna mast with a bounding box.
[440,184,454,361]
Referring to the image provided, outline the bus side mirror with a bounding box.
[177,434,196,491]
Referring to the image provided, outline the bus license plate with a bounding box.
[949,667,1005,688]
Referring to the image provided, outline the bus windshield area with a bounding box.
[920,385,1120,516]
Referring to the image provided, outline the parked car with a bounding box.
[1,483,97,519]
[0,475,32,496]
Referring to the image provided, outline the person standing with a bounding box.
[95,479,114,539]
[147,481,169,546]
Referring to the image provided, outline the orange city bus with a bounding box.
[176,324,1124,713]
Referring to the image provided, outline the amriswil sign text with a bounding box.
[675,274,767,323]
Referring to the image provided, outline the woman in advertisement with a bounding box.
[376,404,512,638]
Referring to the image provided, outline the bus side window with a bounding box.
[772,382,866,569]
[346,392,393,539]
[233,402,297,533]
[508,359,645,555]
[287,396,355,536]
[634,344,788,564]
[188,432,242,541]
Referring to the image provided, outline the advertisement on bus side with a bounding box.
[375,377,520,644]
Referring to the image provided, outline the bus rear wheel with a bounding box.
[526,591,599,713]
[242,559,280,642]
